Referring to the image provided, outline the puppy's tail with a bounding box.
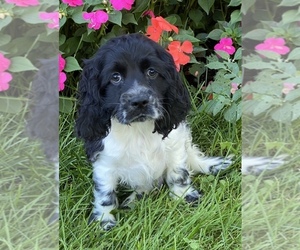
[186,143,233,175]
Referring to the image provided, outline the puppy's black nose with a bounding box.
[121,93,151,108]
[130,95,149,108]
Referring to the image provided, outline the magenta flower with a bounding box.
[0,72,12,92]
[59,72,66,91]
[82,10,109,30]
[0,53,11,72]
[59,54,66,72]
[282,83,295,94]
[214,38,236,55]
[255,38,290,55]
[230,83,239,94]
[5,0,39,7]
[59,54,66,91]
[39,12,59,29]
[62,0,83,7]
[110,0,135,11]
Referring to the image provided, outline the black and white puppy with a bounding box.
[75,33,232,230]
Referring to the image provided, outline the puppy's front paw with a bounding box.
[88,212,117,230]
[184,189,202,204]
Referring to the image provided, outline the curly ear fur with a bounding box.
[153,49,191,138]
[75,55,112,141]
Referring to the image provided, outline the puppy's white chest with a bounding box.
[99,120,167,188]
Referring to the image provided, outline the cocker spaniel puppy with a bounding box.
[75,33,232,230]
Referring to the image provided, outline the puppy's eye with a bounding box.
[110,73,122,84]
[146,68,158,79]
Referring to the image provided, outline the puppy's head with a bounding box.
[76,33,191,141]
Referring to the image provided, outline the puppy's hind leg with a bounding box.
[186,143,233,175]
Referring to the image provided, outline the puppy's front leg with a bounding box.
[166,167,201,204]
[89,168,118,230]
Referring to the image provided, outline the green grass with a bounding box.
[242,116,300,249]
[0,111,58,249]
[59,93,242,249]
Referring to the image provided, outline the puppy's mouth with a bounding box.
[117,108,161,124]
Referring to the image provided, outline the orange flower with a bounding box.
[146,16,178,42]
[167,40,193,71]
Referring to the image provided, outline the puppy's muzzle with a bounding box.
[118,88,161,123]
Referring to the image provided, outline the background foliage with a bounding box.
[59,0,242,123]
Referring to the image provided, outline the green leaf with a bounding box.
[213,98,226,116]
[241,0,256,15]
[133,0,150,13]
[285,88,300,102]
[229,0,241,6]
[230,10,241,24]
[207,29,223,40]
[287,48,300,60]
[243,62,275,70]
[198,0,215,15]
[0,97,23,114]
[9,57,37,72]
[109,11,122,26]
[0,34,11,46]
[59,97,74,114]
[243,29,269,40]
[19,6,44,24]
[122,13,138,25]
[72,6,86,24]
[253,100,273,116]
[224,103,238,122]
[189,9,203,26]
[0,16,12,31]
[173,29,200,42]
[279,0,300,6]
[271,103,293,122]
[292,102,300,121]
[206,62,226,70]
[282,10,299,24]
[233,47,242,60]
[64,57,82,72]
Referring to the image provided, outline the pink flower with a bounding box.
[61,0,83,7]
[59,54,66,72]
[110,0,134,11]
[59,72,66,91]
[82,10,109,30]
[255,38,290,55]
[0,72,12,92]
[39,12,59,29]
[5,0,39,7]
[59,54,66,91]
[231,83,239,94]
[0,53,11,72]
[282,83,295,94]
[214,38,236,55]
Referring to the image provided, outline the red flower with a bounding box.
[167,41,193,71]
[146,16,178,42]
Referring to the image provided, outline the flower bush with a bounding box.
[58,0,242,123]
[0,0,58,113]
[242,1,300,123]
[0,0,242,122]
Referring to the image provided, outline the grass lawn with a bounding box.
[59,89,242,249]
[0,111,58,249]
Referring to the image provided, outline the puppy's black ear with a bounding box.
[75,56,111,141]
[154,51,191,138]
